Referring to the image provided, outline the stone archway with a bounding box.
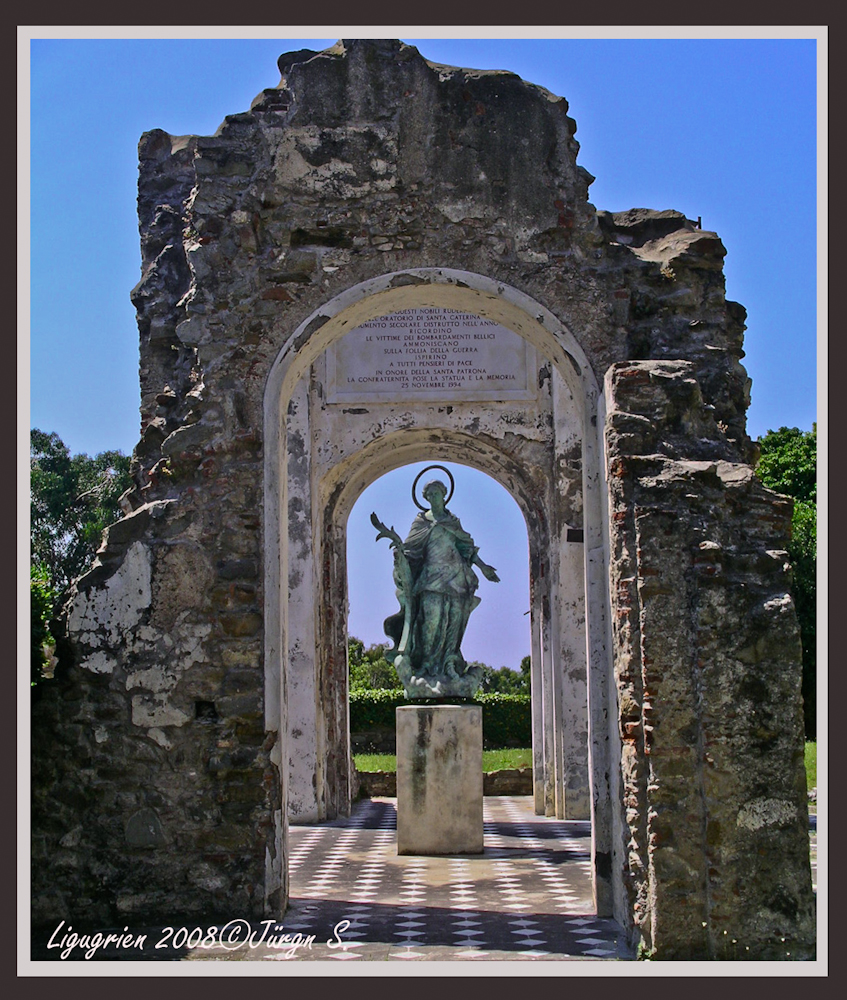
[263,267,616,916]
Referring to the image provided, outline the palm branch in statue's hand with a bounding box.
[370,512,404,550]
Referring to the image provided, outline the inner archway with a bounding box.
[347,461,534,789]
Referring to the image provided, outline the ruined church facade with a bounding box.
[31,40,814,960]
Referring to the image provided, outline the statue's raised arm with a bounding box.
[472,552,500,583]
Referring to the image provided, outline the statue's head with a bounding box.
[422,479,448,504]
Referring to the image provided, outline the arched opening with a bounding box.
[346,461,533,786]
[264,269,616,917]
[294,426,590,821]
[349,462,530,681]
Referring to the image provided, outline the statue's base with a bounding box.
[394,656,484,699]
[396,704,483,855]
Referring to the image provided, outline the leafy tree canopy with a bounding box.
[756,424,816,504]
[756,424,817,737]
[476,662,530,694]
[347,637,531,694]
[30,564,56,686]
[348,637,401,691]
[30,429,133,596]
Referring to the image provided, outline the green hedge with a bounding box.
[349,689,531,749]
[476,692,532,748]
[349,688,406,730]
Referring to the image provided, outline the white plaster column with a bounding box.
[585,380,620,918]
[551,366,590,820]
[285,378,323,823]
[529,591,546,814]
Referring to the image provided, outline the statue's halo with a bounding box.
[412,465,455,510]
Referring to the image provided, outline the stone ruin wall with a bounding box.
[604,362,813,957]
[30,39,814,958]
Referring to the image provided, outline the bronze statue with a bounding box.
[371,466,499,698]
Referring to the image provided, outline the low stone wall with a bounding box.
[356,770,397,797]
[355,767,534,799]
[483,767,533,795]
[350,728,396,755]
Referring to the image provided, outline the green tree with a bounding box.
[757,425,816,504]
[346,638,532,694]
[478,662,529,694]
[30,564,56,687]
[30,429,133,595]
[347,636,402,690]
[30,430,133,687]
[756,424,816,737]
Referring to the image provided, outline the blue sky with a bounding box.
[25,32,821,667]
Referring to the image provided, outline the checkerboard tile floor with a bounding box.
[268,795,632,961]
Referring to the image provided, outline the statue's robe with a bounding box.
[385,509,481,678]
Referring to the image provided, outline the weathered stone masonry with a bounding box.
[604,361,812,957]
[31,39,813,959]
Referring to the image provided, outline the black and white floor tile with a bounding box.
[270,795,631,962]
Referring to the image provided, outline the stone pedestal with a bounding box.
[396,704,483,855]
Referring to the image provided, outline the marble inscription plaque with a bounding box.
[327,308,537,403]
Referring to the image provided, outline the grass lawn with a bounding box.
[805,741,816,791]
[354,748,532,773]
[356,745,819,788]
